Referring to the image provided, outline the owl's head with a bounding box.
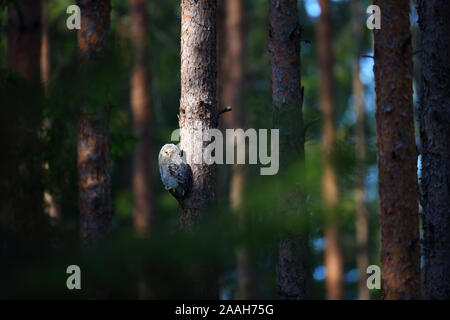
[159,144,180,162]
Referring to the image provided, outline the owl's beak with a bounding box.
[168,151,172,159]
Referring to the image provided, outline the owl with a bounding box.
[158,144,192,204]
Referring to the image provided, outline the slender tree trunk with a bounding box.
[220,0,244,132]
[41,0,50,91]
[77,114,112,246]
[351,0,369,300]
[178,0,219,299]
[179,0,217,228]
[268,0,309,300]
[218,0,258,299]
[129,0,154,236]
[41,0,60,220]
[77,0,112,247]
[317,0,344,300]
[373,0,420,300]
[418,0,450,300]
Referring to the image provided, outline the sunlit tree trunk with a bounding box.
[317,0,344,300]
[351,0,369,301]
[179,0,217,227]
[373,0,420,299]
[178,0,219,299]
[77,0,112,247]
[268,0,309,300]
[418,0,450,300]
[129,0,154,236]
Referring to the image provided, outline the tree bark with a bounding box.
[268,0,308,300]
[317,0,344,300]
[77,114,112,247]
[418,0,450,300]
[351,0,369,300]
[373,0,420,300]
[129,0,154,236]
[77,0,112,247]
[179,0,217,228]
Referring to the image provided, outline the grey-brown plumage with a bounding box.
[158,144,192,204]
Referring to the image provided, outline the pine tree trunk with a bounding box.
[129,0,154,236]
[418,0,450,300]
[217,0,258,299]
[77,114,112,247]
[317,0,344,300]
[373,0,420,300]
[268,0,309,300]
[351,0,369,300]
[77,0,112,247]
[179,0,217,228]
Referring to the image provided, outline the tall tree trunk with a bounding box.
[178,0,219,299]
[268,0,309,300]
[317,0,344,300]
[220,0,244,133]
[351,0,369,300]
[129,0,154,236]
[41,0,50,91]
[179,0,217,227]
[218,0,258,299]
[418,0,450,300]
[373,0,420,300]
[77,0,112,247]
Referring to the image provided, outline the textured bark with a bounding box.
[77,0,111,61]
[352,0,369,300]
[317,0,344,300]
[179,0,217,228]
[129,0,154,236]
[77,0,112,247]
[268,0,308,300]
[78,115,112,247]
[418,0,450,300]
[8,0,42,80]
[373,0,420,300]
